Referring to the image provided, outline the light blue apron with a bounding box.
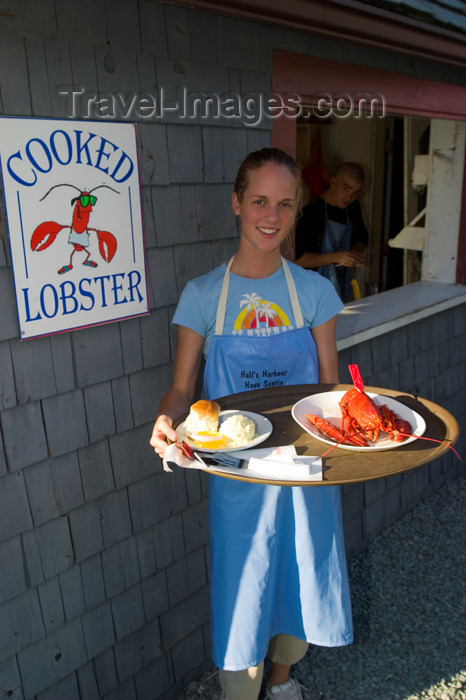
[204,257,353,671]
[318,202,352,301]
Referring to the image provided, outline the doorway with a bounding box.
[295,112,431,297]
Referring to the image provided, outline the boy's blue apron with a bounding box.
[204,257,353,671]
[318,202,352,301]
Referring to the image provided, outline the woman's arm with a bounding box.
[311,316,339,383]
[150,326,205,457]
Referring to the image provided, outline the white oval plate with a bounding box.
[292,391,426,451]
[177,410,273,453]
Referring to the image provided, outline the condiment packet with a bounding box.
[227,445,297,461]
[246,456,322,480]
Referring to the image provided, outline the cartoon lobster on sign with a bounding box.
[31,184,119,274]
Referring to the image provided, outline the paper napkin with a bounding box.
[163,443,322,481]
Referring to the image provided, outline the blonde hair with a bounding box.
[234,148,306,214]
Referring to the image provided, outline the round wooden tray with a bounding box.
[175,384,460,486]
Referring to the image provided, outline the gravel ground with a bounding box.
[177,474,466,700]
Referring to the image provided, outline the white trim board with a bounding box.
[336,281,466,350]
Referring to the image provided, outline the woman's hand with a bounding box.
[150,414,179,458]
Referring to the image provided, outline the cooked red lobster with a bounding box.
[306,388,412,447]
[305,364,460,460]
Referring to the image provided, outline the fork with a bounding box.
[175,441,243,468]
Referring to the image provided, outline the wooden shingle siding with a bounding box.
[0,2,464,698]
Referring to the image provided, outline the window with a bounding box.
[272,51,466,293]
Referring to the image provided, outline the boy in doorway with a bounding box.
[295,162,368,301]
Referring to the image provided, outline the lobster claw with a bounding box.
[31,221,64,251]
[96,230,117,263]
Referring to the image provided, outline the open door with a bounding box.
[386,117,430,287]
[296,114,433,295]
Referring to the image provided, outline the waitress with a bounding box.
[151,148,353,700]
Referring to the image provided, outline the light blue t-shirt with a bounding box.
[173,260,343,358]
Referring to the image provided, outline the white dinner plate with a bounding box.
[177,410,273,453]
[292,391,426,451]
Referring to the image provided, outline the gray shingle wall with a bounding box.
[0,1,464,699]
[338,305,466,555]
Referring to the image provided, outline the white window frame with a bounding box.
[422,119,465,283]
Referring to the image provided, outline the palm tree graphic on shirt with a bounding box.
[237,292,290,330]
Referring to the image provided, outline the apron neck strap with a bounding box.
[215,256,304,335]
[282,257,304,328]
[215,257,234,335]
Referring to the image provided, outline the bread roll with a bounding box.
[184,399,220,436]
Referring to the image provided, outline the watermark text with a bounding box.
[59,86,385,125]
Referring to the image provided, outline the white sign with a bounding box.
[0,118,149,339]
